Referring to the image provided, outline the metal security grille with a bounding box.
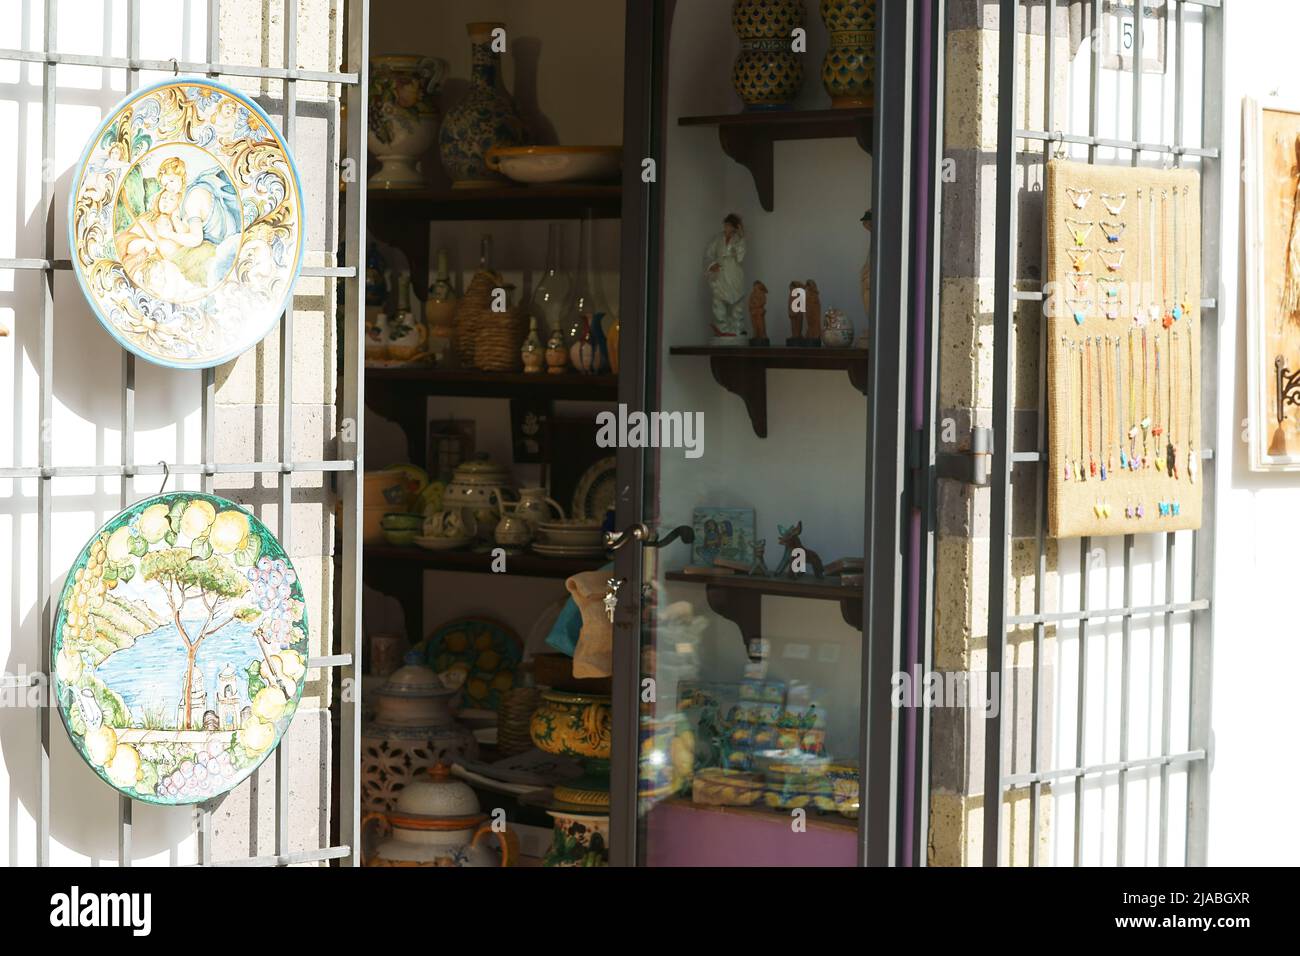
[981,0,1221,865]
[0,0,368,866]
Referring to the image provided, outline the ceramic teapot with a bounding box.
[443,455,516,544]
[514,486,564,530]
[363,765,519,867]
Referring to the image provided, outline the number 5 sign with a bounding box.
[1103,0,1167,75]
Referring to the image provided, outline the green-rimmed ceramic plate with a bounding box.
[52,493,308,804]
[423,617,522,710]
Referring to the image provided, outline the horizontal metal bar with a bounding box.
[205,845,351,867]
[301,266,357,278]
[1002,749,1207,788]
[1013,289,1218,311]
[1,259,350,279]
[0,48,358,84]
[1008,599,1210,627]
[306,654,353,669]
[1016,129,1218,159]
[0,461,354,479]
[1011,447,1213,464]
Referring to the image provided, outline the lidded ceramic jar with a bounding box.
[821,307,854,347]
[820,0,876,108]
[361,659,478,811]
[731,0,806,110]
[443,454,516,545]
[362,764,519,867]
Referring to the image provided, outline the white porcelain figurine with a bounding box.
[704,213,748,346]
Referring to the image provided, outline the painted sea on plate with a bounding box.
[68,78,303,369]
[52,493,309,804]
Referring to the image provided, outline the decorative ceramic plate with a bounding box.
[423,617,522,711]
[571,456,617,522]
[68,79,304,369]
[52,493,309,804]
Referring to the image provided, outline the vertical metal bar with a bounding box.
[861,0,914,867]
[1185,0,1222,868]
[197,0,219,867]
[1173,0,1185,166]
[1089,0,1101,165]
[118,0,141,872]
[1028,0,1059,869]
[337,0,370,867]
[35,0,57,869]
[1132,0,1144,163]
[1117,533,1134,864]
[275,0,298,862]
[983,0,1019,866]
[1073,536,1090,866]
[1159,532,1174,865]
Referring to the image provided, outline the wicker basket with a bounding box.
[473,304,527,372]
[452,269,499,367]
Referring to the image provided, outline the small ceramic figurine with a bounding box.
[521,316,544,373]
[804,279,823,347]
[773,521,825,579]
[748,280,770,346]
[570,315,596,373]
[545,329,569,374]
[704,213,748,345]
[749,538,768,576]
[787,280,806,345]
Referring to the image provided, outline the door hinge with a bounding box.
[934,426,993,486]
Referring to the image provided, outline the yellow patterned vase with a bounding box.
[820,0,875,108]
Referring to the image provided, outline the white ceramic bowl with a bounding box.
[484,146,622,184]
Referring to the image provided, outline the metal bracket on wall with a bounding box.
[935,426,993,486]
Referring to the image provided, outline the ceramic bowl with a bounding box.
[381,512,425,531]
[530,691,612,761]
[535,519,605,547]
[384,528,419,547]
[484,146,622,184]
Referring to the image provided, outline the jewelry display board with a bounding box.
[1243,97,1300,471]
[1045,159,1202,538]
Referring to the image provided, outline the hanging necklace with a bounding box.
[1127,330,1139,468]
[1162,189,1174,328]
[1186,328,1198,484]
[1180,185,1192,318]
[1078,341,1087,482]
[1070,271,1095,296]
[1168,329,1180,477]
[1099,248,1126,272]
[1100,277,1122,320]
[1070,249,1094,272]
[1101,220,1126,243]
[1171,187,1183,323]
[1101,192,1127,216]
[1065,218,1095,247]
[1107,335,1117,478]
[1134,188,1145,325]
[1152,335,1165,471]
[1141,327,1152,465]
[1087,337,1097,478]
[1116,335,1127,470]
[1066,186,1092,210]
[1062,337,1073,482]
[1148,189,1160,325]
[1068,295,1093,326]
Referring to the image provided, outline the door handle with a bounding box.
[604,523,695,551]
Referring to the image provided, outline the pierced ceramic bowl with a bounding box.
[484,145,622,184]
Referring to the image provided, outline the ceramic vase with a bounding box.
[425,247,458,363]
[543,808,609,867]
[731,0,805,110]
[368,55,448,187]
[820,0,875,108]
[530,691,612,809]
[569,316,596,374]
[545,329,570,374]
[821,307,854,347]
[438,22,528,188]
[361,661,478,811]
[520,317,544,373]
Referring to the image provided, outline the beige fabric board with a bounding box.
[1045,160,1203,538]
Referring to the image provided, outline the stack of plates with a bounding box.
[533,519,607,559]
[497,686,541,756]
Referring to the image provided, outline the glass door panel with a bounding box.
[624,0,872,867]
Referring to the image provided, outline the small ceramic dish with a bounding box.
[384,528,419,547]
[484,145,622,184]
[381,512,425,531]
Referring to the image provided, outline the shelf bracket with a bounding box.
[718,125,777,212]
[708,354,768,438]
[704,580,864,662]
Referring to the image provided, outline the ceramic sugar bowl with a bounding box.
[443,455,516,545]
[362,765,519,867]
[361,660,478,811]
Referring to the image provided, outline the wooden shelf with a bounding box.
[677,109,872,211]
[366,184,621,297]
[366,365,618,401]
[653,795,858,834]
[669,346,868,438]
[665,569,863,661]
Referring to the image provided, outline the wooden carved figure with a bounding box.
[748,280,769,345]
[773,521,824,579]
[804,279,823,343]
[787,280,805,343]
[749,538,768,576]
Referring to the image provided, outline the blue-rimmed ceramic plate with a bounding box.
[68,78,304,369]
[52,494,309,804]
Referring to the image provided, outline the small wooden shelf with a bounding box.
[669,346,868,438]
[365,184,621,298]
[665,569,863,661]
[677,109,873,211]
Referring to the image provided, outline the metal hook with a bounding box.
[157,460,171,496]
[171,57,179,76]
[1052,131,1066,160]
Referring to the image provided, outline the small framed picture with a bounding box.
[691,507,756,567]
